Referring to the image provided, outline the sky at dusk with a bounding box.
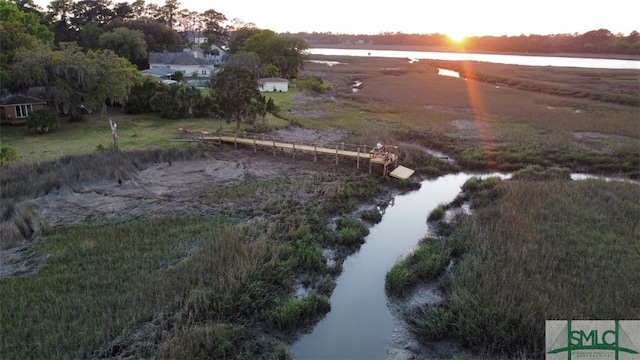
[34,0,639,38]
[167,0,639,37]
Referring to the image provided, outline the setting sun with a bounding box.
[446,33,468,46]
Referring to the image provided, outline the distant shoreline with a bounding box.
[308,43,640,61]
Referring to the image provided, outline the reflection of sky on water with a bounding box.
[438,68,461,78]
[307,48,640,70]
[307,59,345,66]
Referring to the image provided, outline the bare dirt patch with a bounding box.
[271,126,348,145]
[572,131,636,154]
[450,119,492,134]
[1,127,353,279]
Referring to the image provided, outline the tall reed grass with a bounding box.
[406,179,640,357]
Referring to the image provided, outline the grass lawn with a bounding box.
[0,90,295,164]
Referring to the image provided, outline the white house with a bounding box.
[148,51,215,78]
[209,45,228,65]
[259,78,289,92]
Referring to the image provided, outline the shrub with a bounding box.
[457,148,487,169]
[511,165,571,181]
[405,305,454,342]
[427,205,445,221]
[279,235,325,272]
[386,238,451,298]
[26,108,59,133]
[269,291,330,331]
[461,176,502,193]
[297,74,331,92]
[359,207,382,223]
[334,217,369,247]
[411,238,451,280]
[0,145,17,165]
[385,262,416,297]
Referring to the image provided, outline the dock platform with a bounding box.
[187,130,411,177]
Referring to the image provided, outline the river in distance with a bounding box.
[307,47,640,69]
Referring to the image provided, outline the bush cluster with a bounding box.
[334,217,369,247]
[269,291,331,331]
[385,237,451,298]
[26,108,59,133]
[0,145,17,164]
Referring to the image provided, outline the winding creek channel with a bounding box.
[292,172,510,359]
[291,172,637,359]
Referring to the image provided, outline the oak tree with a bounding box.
[211,65,261,130]
[11,42,141,121]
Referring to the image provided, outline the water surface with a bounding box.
[292,173,507,359]
[308,48,640,69]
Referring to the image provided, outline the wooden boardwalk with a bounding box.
[201,134,402,176]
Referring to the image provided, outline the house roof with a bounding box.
[149,52,215,66]
[259,78,289,83]
[211,45,227,54]
[0,94,48,107]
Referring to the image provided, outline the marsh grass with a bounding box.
[0,213,310,359]
[158,323,246,359]
[2,55,638,359]
[334,217,370,247]
[0,216,225,357]
[427,205,445,221]
[269,291,331,331]
[407,179,640,357]
[0,201,43,249]
[303,56,639,177]
[278,234,326,273]
[386,237,451,298]
[0,147,206,202]
[424,60,640,106]
[511,165,571,181]
[0,148,209,249]
[359,207,383,223]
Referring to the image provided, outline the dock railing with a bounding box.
[183,129,399,175]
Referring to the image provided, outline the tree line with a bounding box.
[1,0,309,129]
[293,29,640,55]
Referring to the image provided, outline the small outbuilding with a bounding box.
[259,78,289,92]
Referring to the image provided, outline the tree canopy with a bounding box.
[98,26,148,66]
[10,42,142,121]
[211,65,261,130]
[232,29,309,79]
